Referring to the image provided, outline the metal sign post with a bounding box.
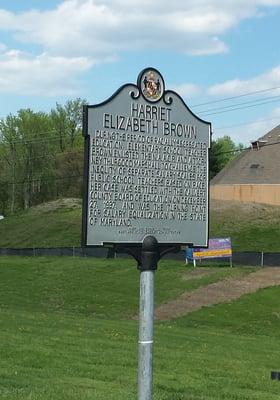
[137,236,157,400]
[115,237,180,400]
[138,268,154,400]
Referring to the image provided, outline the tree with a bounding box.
[0,144,9,214]
[50,98,87,150]
[50,104,68,152]
[210,135,244,180]
[64,98,87,148]
[0,109,55,212]
[0,114,21,213]
[54,148,84,198]
[0,98,88,213]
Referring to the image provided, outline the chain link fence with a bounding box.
[0,247,279,266]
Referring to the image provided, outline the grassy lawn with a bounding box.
[1,256,280,399]
[0,257,249,318]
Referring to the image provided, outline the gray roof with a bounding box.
[211,125,280,184]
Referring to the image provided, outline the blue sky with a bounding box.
[0,0,280,144]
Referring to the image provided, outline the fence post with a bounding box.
[261,251,264,267]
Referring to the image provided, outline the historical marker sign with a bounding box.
[82,68,211,246]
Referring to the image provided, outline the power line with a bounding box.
[215,116,280,131]
[0,128,58,141]
[2,174,83,187]
[0,136,63,146]
[0,134,80,145]
[200,97,280,117]
[1,141,280,187]
[214,140,280,156]
[1,150,79,163]
[215,148,246,156]
[0,130,81,145]
[0,84,279,146]
[1,111,278,148]
[198,94,280,114]
[191,85,280,107]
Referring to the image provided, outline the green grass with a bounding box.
[174,285,280,337]
[210,202,280,251]
[1,256,280,399]
[0,198,280,251]
[0,201,81,247]
[0,257,249,318]
[210,218,280,252]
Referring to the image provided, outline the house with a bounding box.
[210,125,280,206]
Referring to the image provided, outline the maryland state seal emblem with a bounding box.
[139,69,164,102]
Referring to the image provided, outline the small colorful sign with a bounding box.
[187,238,232,260]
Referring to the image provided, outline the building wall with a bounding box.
[210,184,280,206]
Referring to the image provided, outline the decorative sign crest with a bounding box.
[82,68,211,247]
[139,68,164,102]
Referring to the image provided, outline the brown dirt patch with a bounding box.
[31,198,82,213]
[155,267,280,320]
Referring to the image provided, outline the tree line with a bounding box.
[0,98,87,215]
[0,99,243,215]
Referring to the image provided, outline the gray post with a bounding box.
[138,270,154,400]
[137,236,158,400]
[114,236,180,399]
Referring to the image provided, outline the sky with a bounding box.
[0,0,280,145]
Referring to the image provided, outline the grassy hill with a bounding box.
[0,198,82,248]
[0,198,279,251]
[210,199,280,251]
[0,256,280,399]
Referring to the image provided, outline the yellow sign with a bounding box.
[193,249,232,259]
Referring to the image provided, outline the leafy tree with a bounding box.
[50,104,68,152]
[16,109,55,209]
[0,97,88,213]
[0,145,9,214]
[54,148,84,198]
[210,135,244,180]
[50,98,87,150]
[0,109,55,212]
[64,98,87,148]
[0,114,21,213]
[50,98,87,198]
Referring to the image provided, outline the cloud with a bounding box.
[0,42,7,53]
[194,65,280,144]
[0,0,280,96]
[172,83,202,98]
[208,66,280,97]
[213,106,280,145]
[0,49,93,96]
[1,0,280,59]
